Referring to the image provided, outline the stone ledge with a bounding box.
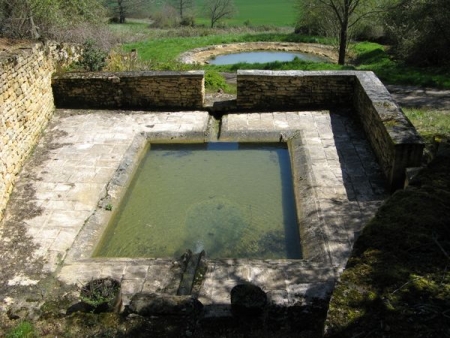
[236,70,424,190]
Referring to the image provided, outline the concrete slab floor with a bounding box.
[0,109,387,317]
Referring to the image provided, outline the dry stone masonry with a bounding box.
[52,71,205,110]
[237,70,354,109]
[0,42,80,220]
[237,70,424,190]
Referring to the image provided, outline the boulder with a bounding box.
[231,283,267,317]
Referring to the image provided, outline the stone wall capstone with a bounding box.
[353,72,424,190]
[0,42,80,220]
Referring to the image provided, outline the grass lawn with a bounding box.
[121,32,325,64]
[195,0,296,27]
[351,42,450,89]
[403,108,450,144]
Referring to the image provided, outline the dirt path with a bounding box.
[385,85,450,110]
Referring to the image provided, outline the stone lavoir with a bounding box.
[52,69,424,191]
[0,40,425,336]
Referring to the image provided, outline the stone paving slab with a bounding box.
[0,109,387,316]
[0,110,209,291]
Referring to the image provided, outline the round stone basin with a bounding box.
[209,51,329,65]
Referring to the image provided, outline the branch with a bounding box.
[319,0,343,25]
[433,231,450,261]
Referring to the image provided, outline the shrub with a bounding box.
[77,40,108,71]
[384,0,450,67]
[104,47,157,71]
[180,16,195,27]
[204,70,233,92]
[49,22,119,51]
[150,5,179,28]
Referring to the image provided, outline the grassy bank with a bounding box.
[116,28,450,89]
[121,31,327,65]
[352,42,450,89]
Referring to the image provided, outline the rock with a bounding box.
[128,293,203,317]
[231,283,267,317]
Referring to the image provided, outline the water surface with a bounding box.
[94,142,301,259]
[209,51,328,65]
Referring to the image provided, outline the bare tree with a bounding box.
[0,0,104,39]
[298,0,387,64]
[203,0,236,28]
[171,0,194,19]
[104,0,149,23]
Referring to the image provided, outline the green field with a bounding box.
[178,0,297,27]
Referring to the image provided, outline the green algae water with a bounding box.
[94,143,301,259]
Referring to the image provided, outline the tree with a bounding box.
[203,0,236,28]
[384,0,450,67]
[104,0,150,23]
[0,0,104,39]
[171,0,194,19]
[297,0,386,64]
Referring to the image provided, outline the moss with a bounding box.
[5,321,37,338]
[326,156,450,337]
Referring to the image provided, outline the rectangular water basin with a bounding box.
[94,142,301,259]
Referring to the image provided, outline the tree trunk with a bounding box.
[29,14,40,39]
[338,1,350,65]
[338,25,347,65]
[118,0,125,23]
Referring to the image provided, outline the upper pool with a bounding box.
[208,51,329,65]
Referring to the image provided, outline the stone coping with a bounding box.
[53,70,205,79]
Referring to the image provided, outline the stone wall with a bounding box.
[0,42,80,220]
[236,70,424,190]
[237,70,355,110]
[353,72,424,190]
[52,71,205,110]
